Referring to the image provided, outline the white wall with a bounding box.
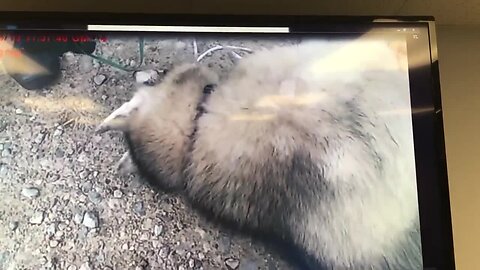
[437,25,480,270]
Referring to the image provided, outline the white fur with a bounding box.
[100,38,420,269]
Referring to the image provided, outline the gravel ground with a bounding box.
[0,34,302,270]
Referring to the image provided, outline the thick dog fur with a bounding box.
[99,38,422,269]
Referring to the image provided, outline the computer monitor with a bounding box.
[0,12,454,270]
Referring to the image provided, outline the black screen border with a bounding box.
[0,12,455,270]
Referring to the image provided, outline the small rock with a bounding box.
[21,187,40,198]
[225,258,240,270]
[176,248,186,256]
[129,60,136,67]
[82,211,99,228]
[81,181,93,193]
[74,212,84,224]
[47,223,56,236]
[29,211,45,224]
[77,226,88,239]
[9,221,19,231]
[188,259,195,268]
[138,258,149,268]
[159,246,170,258]
[113,190,122,198]
[79,55,93,73]
[92,171,99,178]
[0,163,7,177]
[54,230,64,240]
[15,108,23,114]
[34,133,46,144]
[133,201,145,216]
[53,127,63,137]
[88,191,102,204]
[154,224,163,236]
[135,69,159,85]
[67,265,77,270]
[49,240,59,248]
[94,74,107,86]
[198,252,205,260]
[55,148,65,158]
[139,233,149,241]
[1,148,11,157]
[79,170,90,179]
[96,252,105,264]
[79,262,92,270]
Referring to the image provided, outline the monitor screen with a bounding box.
[0,14,454,270]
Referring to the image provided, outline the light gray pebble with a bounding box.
[225,258,240,270]
[53,127,63,137]
[15,108,23,114]
[154,224,163,236]
[55,148,64,158]
[0,163,6,176]
[9,221,19,231]
[133,201,145,216]
[34,133,45,144]
[77,227,88,240]
[113,190,122,198]
[135,70,158,84]
[67,265,77,270]
[81,181,92,193]
[198,252,205,260]
[79,170,90,179]
[1,148,11,157]
[79,262,92,270]
[188,259,195,268]
[88,191,102,204]
[82,211,99,228]
[46,223,56,236]
[159,246,170,258]
[54,230,64,240]
[49,240,59,248]
[21,187,40,198]
[74,212,84,224]
[94,74,107,86]
[92,171,99,178]
[29,211,45,224]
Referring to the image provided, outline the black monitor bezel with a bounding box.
[0,12,455,270]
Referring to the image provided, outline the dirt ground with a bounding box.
[0,34,302,270]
